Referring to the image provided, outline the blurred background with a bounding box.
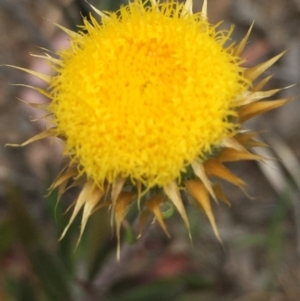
[1,0,300,300]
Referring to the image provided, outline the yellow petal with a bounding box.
[164,181,191,238]
[185,179,221,241]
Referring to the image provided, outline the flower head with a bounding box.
[10,0,290,257]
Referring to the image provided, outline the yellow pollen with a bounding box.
[49,0,246,188]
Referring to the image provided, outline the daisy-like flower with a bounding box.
[10,0,290,257]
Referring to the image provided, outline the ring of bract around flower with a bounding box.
[49,1,246,188]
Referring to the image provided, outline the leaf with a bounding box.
[18,279,37,301]
[0,219,15,256]
[27,247,71,301]
[9,189,38,247]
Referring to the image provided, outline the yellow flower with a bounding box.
[10,0,289,257]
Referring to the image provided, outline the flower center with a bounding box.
[49,2,246,188]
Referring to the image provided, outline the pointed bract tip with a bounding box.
[150,0,157,6]
[182,0,193,17]
[164,181,191,234]
[86,0,109,18]
[5,65,51,83]
[201,0,208,19]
